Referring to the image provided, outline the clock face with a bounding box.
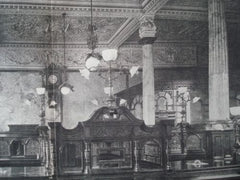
[48,74,58,84]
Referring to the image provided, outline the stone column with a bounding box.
[139,15,157,127]
[208,0,229,122]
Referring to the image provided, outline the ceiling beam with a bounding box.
[108,0,170,48]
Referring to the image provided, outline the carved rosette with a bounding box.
[139,15,157,44]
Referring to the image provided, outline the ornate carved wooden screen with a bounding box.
[0,125,49,169]
[49,106,174,175]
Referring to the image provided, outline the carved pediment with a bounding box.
[85,106,141,124]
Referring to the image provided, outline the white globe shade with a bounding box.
[49,100,57,107]
[102,49,118,62]
[60,86,71,95]
[85,56,100,70]
[36,87,45,95]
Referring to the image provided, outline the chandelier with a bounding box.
[36,13,74,108]
[83,0,119,107]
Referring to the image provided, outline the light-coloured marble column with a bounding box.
[208,0,229,121]
[139,15,156,126]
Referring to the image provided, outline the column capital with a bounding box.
[139,15,157,44]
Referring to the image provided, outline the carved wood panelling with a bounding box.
[26,139,40,156]
[91,126,131,138]
[0,140,9,156]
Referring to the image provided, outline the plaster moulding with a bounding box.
[0,4,142,18]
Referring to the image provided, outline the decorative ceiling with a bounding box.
[0,0,239,69]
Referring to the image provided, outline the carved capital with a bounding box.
[139,15,157,40]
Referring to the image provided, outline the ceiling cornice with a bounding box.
[0,0,239,49]
[156,10,207,21]
[0,3,142,17]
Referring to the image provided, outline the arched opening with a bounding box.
[10,140,24,156]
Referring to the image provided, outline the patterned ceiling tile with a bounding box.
[0,14,127,43]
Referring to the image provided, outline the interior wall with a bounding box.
[0,67,238,131]
[62,72,119,129]
[0,72,41,131]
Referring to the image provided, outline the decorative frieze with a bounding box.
[0,14,127,44]
[0,43,204,69]
[153,46,197,66]
[119,44,198,67]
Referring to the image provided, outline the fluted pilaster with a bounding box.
[208,0,229,122]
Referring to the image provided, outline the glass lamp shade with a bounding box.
[59,82,74,95]
[85,55,100,70]
[49,100,57,108]
[102,49,118,62]
[60,86,71,95]
[36,87,46,95]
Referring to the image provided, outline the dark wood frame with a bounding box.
[49,106,174,175]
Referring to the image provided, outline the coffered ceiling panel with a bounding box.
[0,14,127,44]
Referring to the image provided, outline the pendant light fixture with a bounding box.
[85,0,102,70]
[59,13,74,95]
